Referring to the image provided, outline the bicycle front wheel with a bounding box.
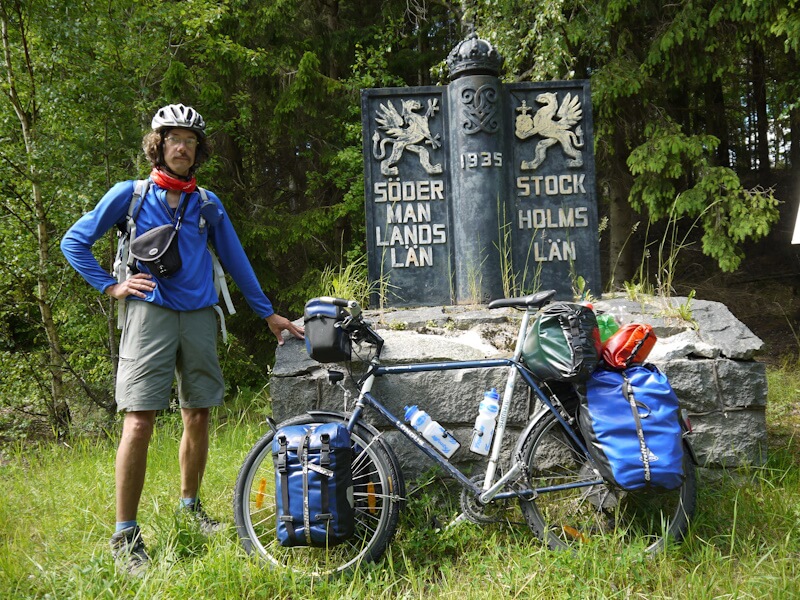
[233,413,404,576]
[518,411,697,552]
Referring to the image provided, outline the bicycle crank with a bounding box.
[459,474,511,524]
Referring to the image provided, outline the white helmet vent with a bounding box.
[151,104,206,137]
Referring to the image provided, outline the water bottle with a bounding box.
[470,388,500,456]
[404,405,460,458]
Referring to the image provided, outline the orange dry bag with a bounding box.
[601,323,656,369]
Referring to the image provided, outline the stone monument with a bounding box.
[361,33,601,306]
[270,32,769,483]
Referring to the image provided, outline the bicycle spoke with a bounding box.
[519,411,696,551]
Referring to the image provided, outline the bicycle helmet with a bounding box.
[151,103,206,137]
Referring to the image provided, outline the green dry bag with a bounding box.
[522,302,601,383]
[596,313,620,343]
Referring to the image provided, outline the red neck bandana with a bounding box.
[150,168,197,193]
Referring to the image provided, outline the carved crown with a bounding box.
[446,32,504,80]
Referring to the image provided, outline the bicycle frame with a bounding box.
[235,295,697,572]
[343,308,603,506]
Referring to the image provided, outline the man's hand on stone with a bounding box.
[266,313,305,346]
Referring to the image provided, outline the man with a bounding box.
[61,103,303,574]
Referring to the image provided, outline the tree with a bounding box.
[0,0,184,436]
[473,0,784,286]
[1,0,71,435]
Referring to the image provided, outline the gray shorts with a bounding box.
[116,301,224,412]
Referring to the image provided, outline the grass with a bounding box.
[1,365,799,599]
[320,253,376,310]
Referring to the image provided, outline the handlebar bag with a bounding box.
[601,323,657,369]
[303,298,352,363]
[273,422,355,547]
[522,302,601,382]
[578,364,685,491]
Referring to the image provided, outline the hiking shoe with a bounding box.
[110,526,150,576]
[182,500,224,535]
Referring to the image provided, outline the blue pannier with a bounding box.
[578,364,685,491]
[273,422,355,547]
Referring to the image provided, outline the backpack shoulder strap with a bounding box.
[212,252,236,316]
[127,179,150,235]
[197,187,236,317]
[114,179,151,329]
[197,186,210,230]
[197,186,236,344]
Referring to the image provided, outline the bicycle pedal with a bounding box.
[445,512,469,531]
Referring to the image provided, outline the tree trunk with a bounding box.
[103,125,119,394]
[34,180,71,435]
[318,0,340,80]
[107,233,120,381]
[705,78,730,167]
[2,0,70,436]
[606,127,636,288]
[752,44,770,174]
[791,105,800,170]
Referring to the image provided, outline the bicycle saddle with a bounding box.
[487,290,557,310]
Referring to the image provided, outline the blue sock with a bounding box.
[115,520,137,532]
[180,497,198,509]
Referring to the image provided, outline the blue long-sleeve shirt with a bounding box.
[61,179,275,318]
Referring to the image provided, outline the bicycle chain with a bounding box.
[459,474,504,524]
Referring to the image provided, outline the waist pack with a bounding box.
[522,302,601,383]
[601,323,656,369]
[578,364,685,491]
[129,222,183,278]
[273,422,355,547]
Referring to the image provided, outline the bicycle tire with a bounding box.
[518,411,697,552]
[233,413,404,577]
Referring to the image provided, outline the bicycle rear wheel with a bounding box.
[233,413,404,576]
[518,411,696,552]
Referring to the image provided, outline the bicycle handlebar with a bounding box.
[317,296,362,318]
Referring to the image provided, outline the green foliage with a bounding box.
[676,289,697,326]
[623,279,655,302]
[1,0,798,438]
[319,253,376,308]
[627,120,779,272]
[572,274,595,303]
[470,0,573,81]
[477,0,792,284]
[771,0,800,53]
[0,0,161,437]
